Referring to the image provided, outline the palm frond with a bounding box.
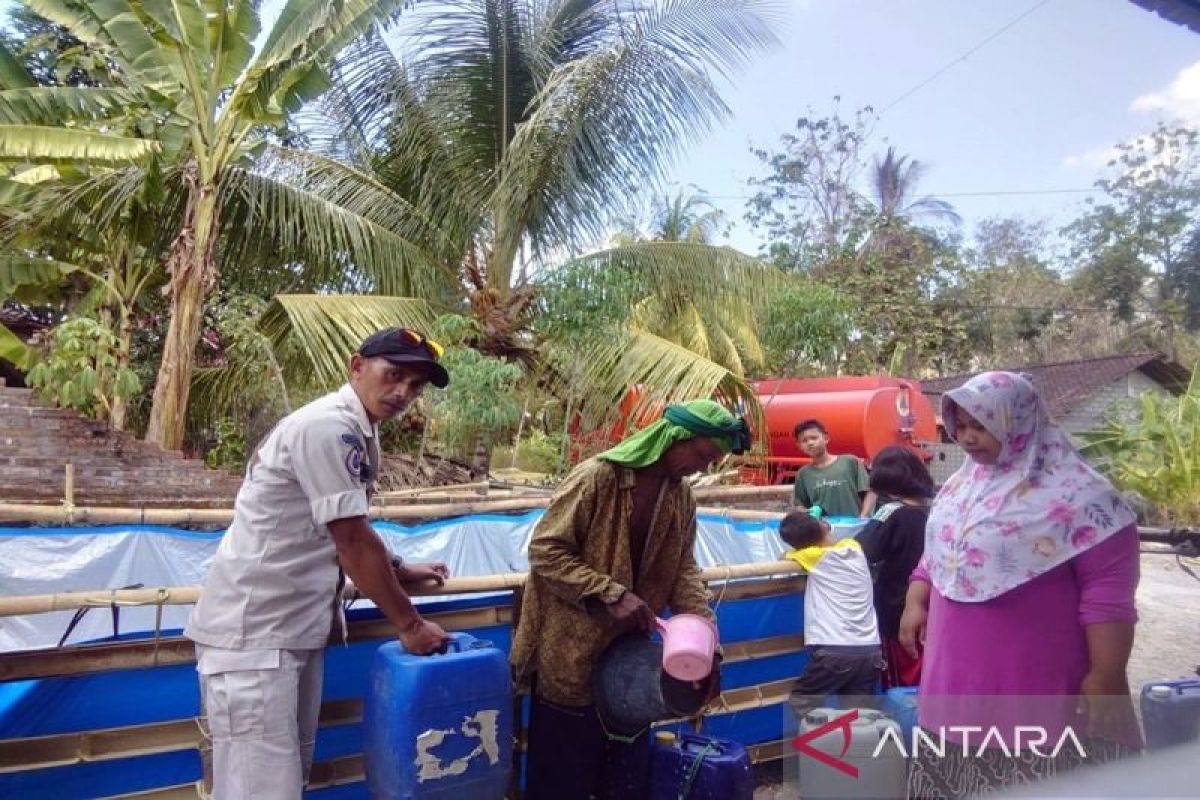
[409,0,539,175]
[522,0,612,83]
[494,0,778,269]
[318,23,498,232]
[560,326,761,435]
[628,292,762,376]
[259,293,437,388]
[220,162,450,298]
[567,241,784,310]
[2,165,168,247]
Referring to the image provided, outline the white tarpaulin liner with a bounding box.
[0,512,864,652]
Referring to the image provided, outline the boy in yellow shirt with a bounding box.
[779,511,881,721]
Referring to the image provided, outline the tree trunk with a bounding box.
[470,433,491,481]
[510,397,529,469]
[145,169,218,450]
[110,305,134,432]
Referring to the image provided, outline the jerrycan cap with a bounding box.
[655,731,677,745]
[1149,685,1174,699]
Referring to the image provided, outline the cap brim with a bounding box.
[378,354,450,388]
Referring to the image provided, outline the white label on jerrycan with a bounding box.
[414,709,502,781]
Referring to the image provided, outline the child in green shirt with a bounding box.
[791,419,874,518]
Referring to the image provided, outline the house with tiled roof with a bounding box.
[921,352,1191,483]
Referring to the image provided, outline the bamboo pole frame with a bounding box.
[0,561,801,619]
[0,500,785,526]
[0,484,792,527]
[0,567,803,680]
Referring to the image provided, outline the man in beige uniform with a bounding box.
[186,328,453,800]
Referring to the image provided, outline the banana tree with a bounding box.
[0,251,76,369]
[1080,365,1200,525]
[0,0,440,449]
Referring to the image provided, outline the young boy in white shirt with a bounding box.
[779,510,882,721]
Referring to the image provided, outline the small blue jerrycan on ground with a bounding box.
[649,731,753,800]
[364,632,512,799]
[883,685,919,738]
[1141,679,1200,751]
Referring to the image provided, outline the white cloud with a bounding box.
[1063,145,1118,169]
[1064,60,1200,169]
[1130,60,1200,123]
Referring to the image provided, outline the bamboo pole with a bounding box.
[379,481,490,498]
[1,501,777,529]
[0,504,233,526]
[693,484,793,503]
[376,483,791,505]
[64,463,75,508]
[0,498,786,526]
[0,561,803,619]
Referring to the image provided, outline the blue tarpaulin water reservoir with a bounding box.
[0,512,835,799]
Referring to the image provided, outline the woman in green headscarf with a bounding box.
[512,398,752,800]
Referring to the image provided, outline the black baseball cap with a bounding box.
[357,328,450,388]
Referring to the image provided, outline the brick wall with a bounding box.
[1057,370,1171,442]
[0,383,242,508]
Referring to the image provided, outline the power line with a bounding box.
[916,302,1112,314]
[699,187,1098,201]
[934,188,1096,198]
[879,0,1056,114]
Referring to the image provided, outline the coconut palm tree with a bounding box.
[618,190,728,245]
[0,0,438,449]
[867,146,961,230]
[278,0,782,425]
[609,189,761,374]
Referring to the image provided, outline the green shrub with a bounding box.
[514,431,568,474]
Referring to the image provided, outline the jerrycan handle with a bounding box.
[437,632,493,655]
[679,733,723,755]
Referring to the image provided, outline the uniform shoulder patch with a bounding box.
[341,432,365,477]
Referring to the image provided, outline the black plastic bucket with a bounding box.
[592,633,707,737]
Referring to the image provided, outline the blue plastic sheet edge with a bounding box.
[0,509,795,539]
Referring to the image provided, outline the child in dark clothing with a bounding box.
[855,445,933,688]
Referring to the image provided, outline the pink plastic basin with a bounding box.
[655,614,718,682]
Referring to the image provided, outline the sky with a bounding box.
[661,0,1200,254]
[4,0,1196,258]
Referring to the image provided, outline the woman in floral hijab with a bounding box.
[900,372,1142,798]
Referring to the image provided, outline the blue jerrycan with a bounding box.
[1141,679,1200,751]
[364,632,512,799]
[649,731,753,800]
[883,686,919,739]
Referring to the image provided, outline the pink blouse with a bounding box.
[910,524,1139,742]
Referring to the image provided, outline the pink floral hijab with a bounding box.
[924,371,1135,602]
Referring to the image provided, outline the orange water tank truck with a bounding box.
[745,376,938,485]
[574,377,938,484]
